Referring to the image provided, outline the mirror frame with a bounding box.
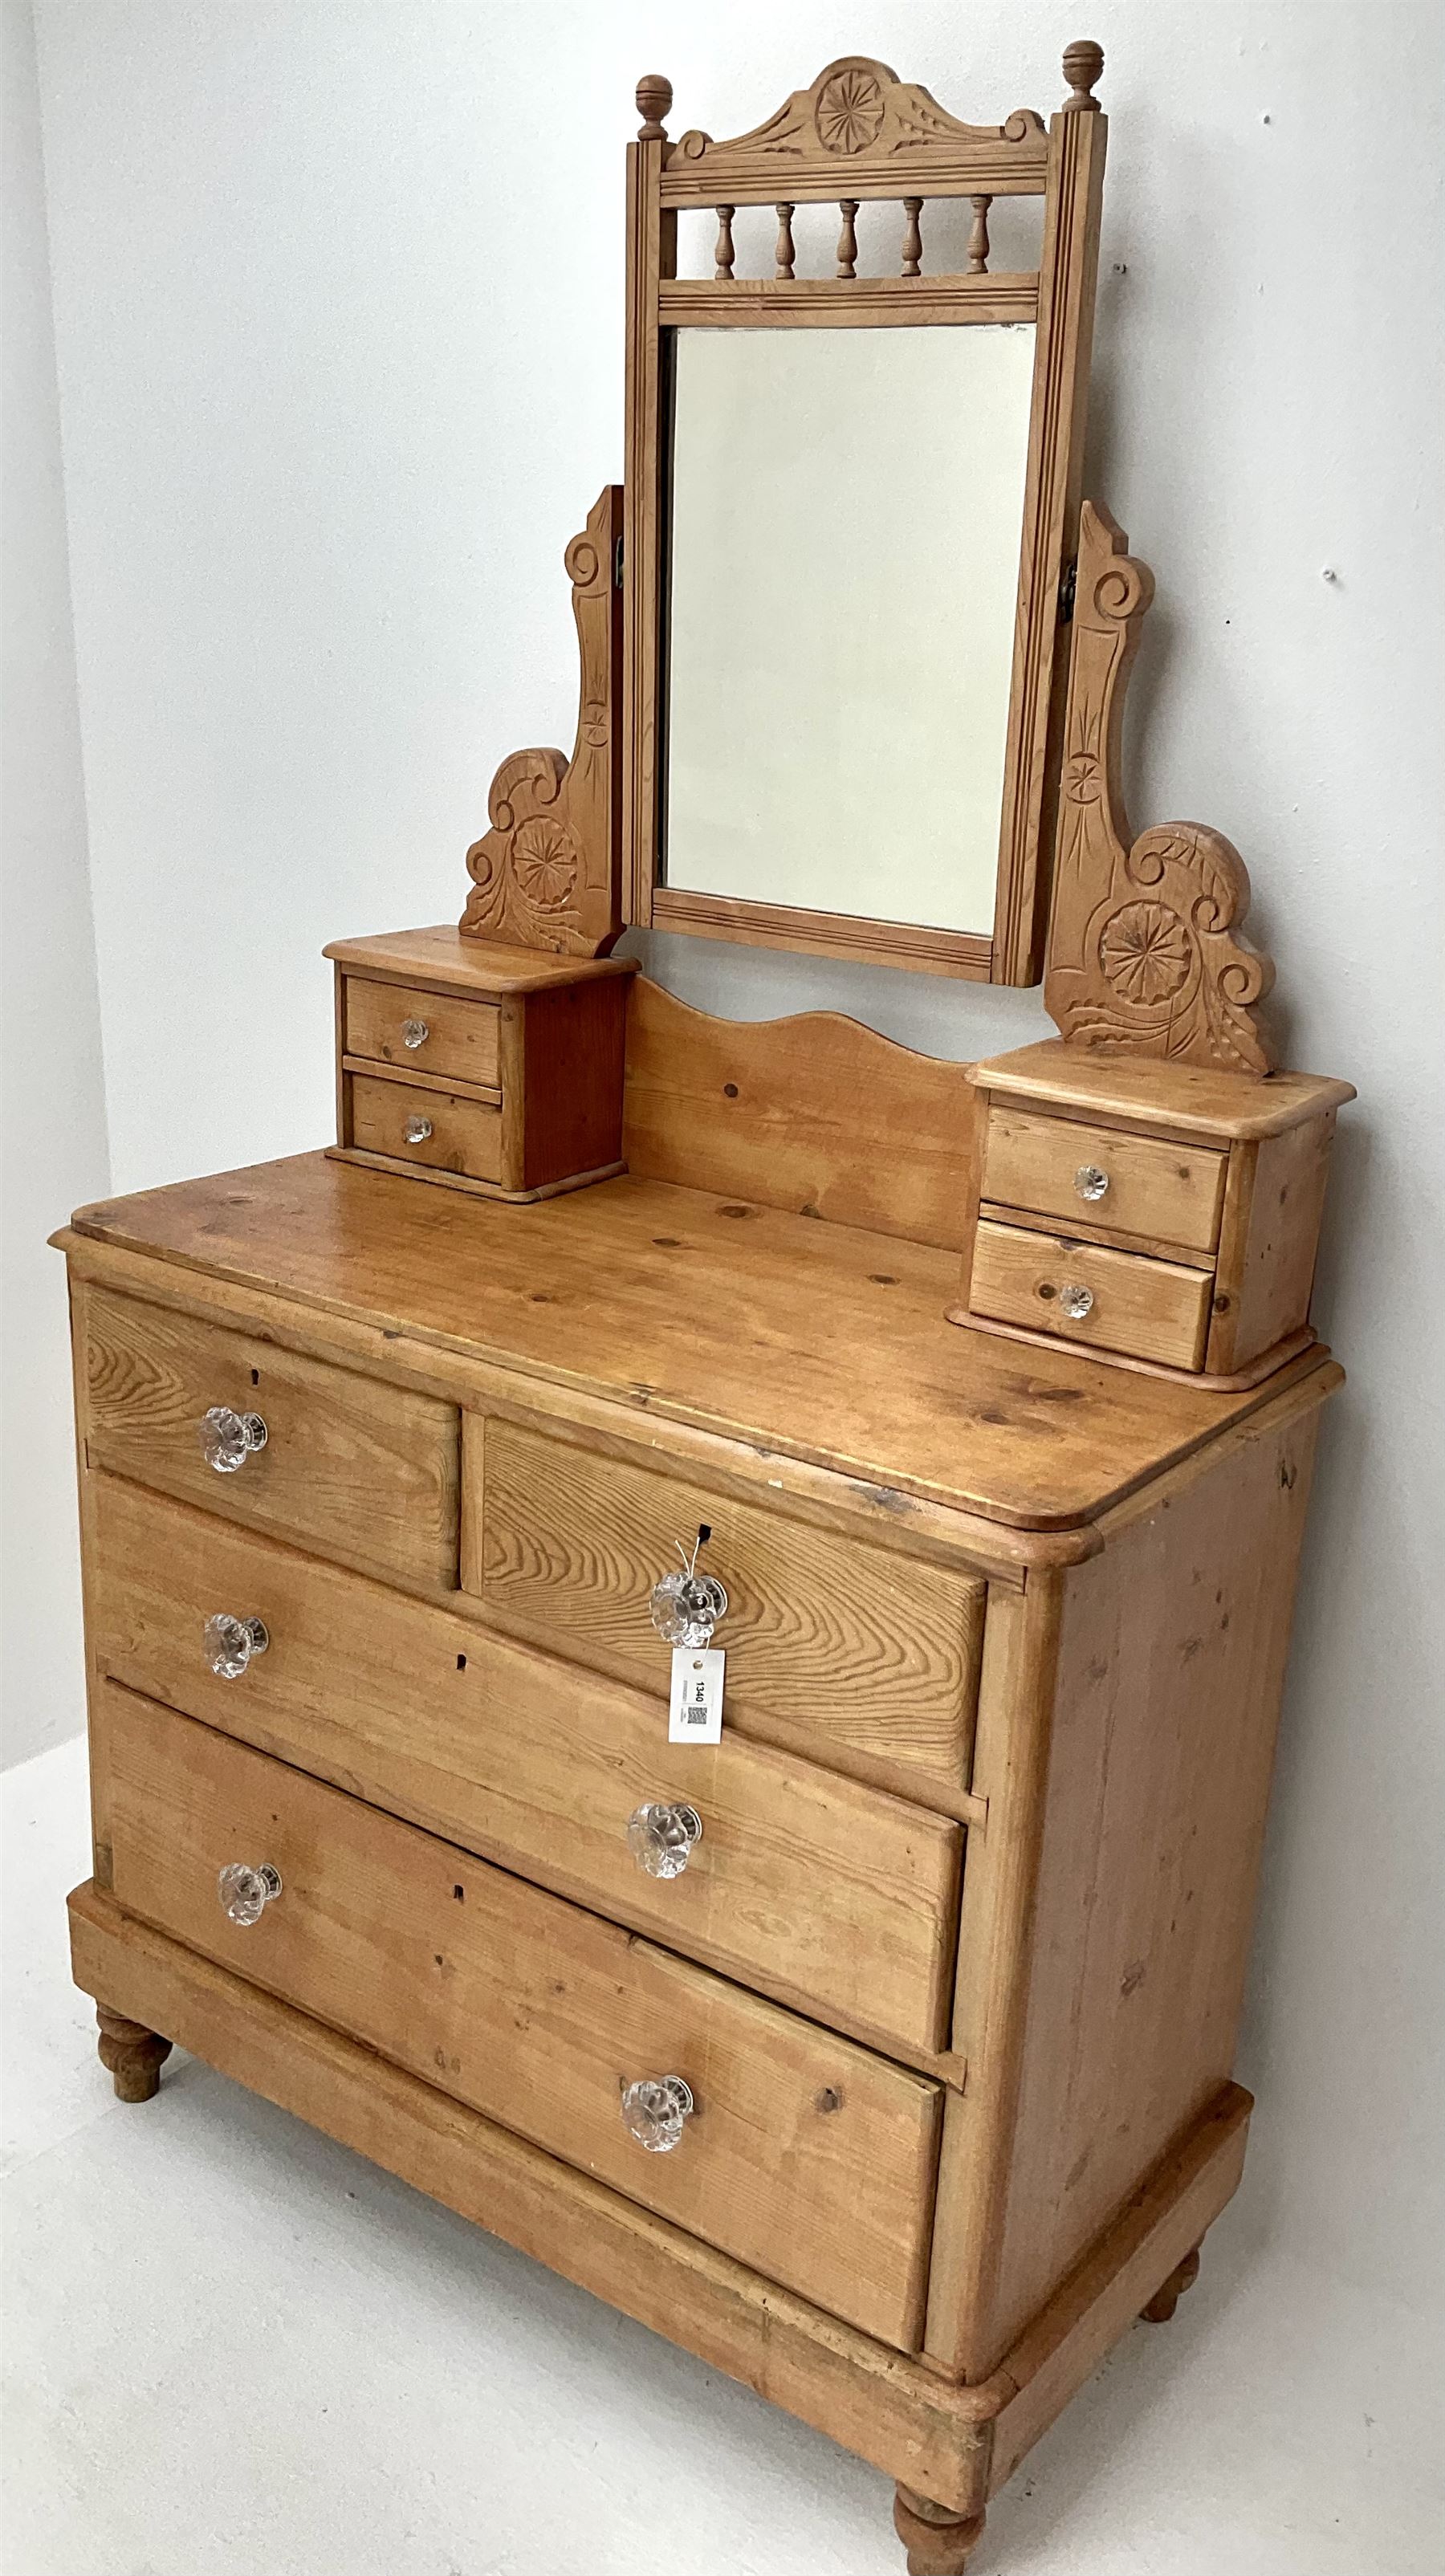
[621,45,1108,986]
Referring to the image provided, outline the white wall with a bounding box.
[26,0,1443,2330]
[1,0,110,1769]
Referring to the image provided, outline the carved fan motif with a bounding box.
[815,66,885,153]
[460,486,622,956]
[1044,503,1276,1076]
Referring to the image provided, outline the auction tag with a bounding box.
[669,1647,724,1744]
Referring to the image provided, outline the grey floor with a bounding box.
[2,1736,1440,2576]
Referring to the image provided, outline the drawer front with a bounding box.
[90,1477,963,2057]
[349,1074,504,1183]
[982,1105,1226,1253]
[81,1285,459,1589]
[971,1222,1212,1371]
[100,1683,942,2349]
[474,1420,985,1808]
[344,976,501,1092]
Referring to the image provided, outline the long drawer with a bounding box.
[81,1284,459,1590]
[97,1683,943,2350]
[89,1477,963,2057]
[471,1418,985,1809]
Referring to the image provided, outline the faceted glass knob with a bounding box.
[401,1017,429,1050]
[204,1612,270,1679]
[1074,1164,1110,1202]
[649,1569,728,1650]
[627,1801,702,1880]
[621,2074,694,2153]
[1060,1283,1095,1320]
[199,1406,267,1474]
[218,1860,283,1926]
[404,1113,434,1144]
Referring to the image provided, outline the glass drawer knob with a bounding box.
[649,1570,727,1650]
[218,1861,283,1926]
[627,1802,702,1880]
[1075,1164,1109,1202]
[1060,1283,1095,1320]
[401,1018,429,1049]
[204,1612,270,1679]
[404,1114,434,1145]
[199,1405,267,1473]
[621,2074,694,2153]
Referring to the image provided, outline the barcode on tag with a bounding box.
[668,1646,724,1744]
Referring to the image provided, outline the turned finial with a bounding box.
[635,75,673,140]
[1061,40,1104,109]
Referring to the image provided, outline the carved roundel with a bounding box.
[1098,901,1192,1005]
[511,815,579,909]
[815,66,885,153]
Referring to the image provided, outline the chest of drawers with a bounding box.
[56,1019,1341,2564]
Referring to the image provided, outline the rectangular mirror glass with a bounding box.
[661,324,1035,938]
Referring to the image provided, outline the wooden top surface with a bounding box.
[63,1152,1337,1535]
[324,925,637,995]
[970,1041,1354,1137]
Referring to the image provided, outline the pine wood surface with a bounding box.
[473,1417,983,1812]
[87,1482,963,2062]
[68,1878,1252,2514]
[970,1221,1214,1370]
[980,1105,1226,1253]
[342,977,502,1089]
[970,1041,1353,1138]
[323,926,635,995]
[62,1156,1337,1534]
[648,890,995,986]
[1211,1112,1338,1373]
[623,978,975,1249]
[80,1281,459,1590]
[348,1072,505,1183]
[96,1687,942,2350]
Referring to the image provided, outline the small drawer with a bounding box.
[344,976,501,1092]
[970,1221,1212,1371]
[349,1073,504,1183]
[981,1105,1226,1253]
[81,1285,459,1587]
[99,1683,943,2350]
[472,1418,985,1810]
[90,1476,963,2056]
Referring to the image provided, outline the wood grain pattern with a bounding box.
[99,1688,943,2350]
[475,1418,984,1811]
[460,486,625,956]
[648,889,994,984]
[1210,1112,1337,1374]
[69,1878,1254,2517]
[88,1481,963,2061]
[1044,504,1277,1071]
[519,975,629,1193]
[969,1222,1213,1370]
[63,1154,1337,1535]
[655,278,1037,328]
[965,1043,1354,1141]
[343,978,501,1089]
[968,1392,1322,2371]
[981,1105,1226,1254]
[324,926,635,995]
[347,1073,504,1182]
[623,978,976,1250]
[81,1283,459,1589]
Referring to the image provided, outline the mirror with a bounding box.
[661,324,1036,938]
[623,51,1108,983]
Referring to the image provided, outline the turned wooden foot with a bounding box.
[1140,2242,1201,2324]
[893,2487,987,2574]
[96,2004,172,2103]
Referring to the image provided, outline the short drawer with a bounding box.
[472,1419,985,1811]
[99,1682,943,2350]
[89,1477,963,2057]
[344,975,501,1091]
[349,1073,504,1182]
[981,1105,1226,1254]
[970,1222,1212,1371]
[80,1285,458,1588]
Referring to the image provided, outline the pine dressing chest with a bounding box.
[57,43,1353,2570]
